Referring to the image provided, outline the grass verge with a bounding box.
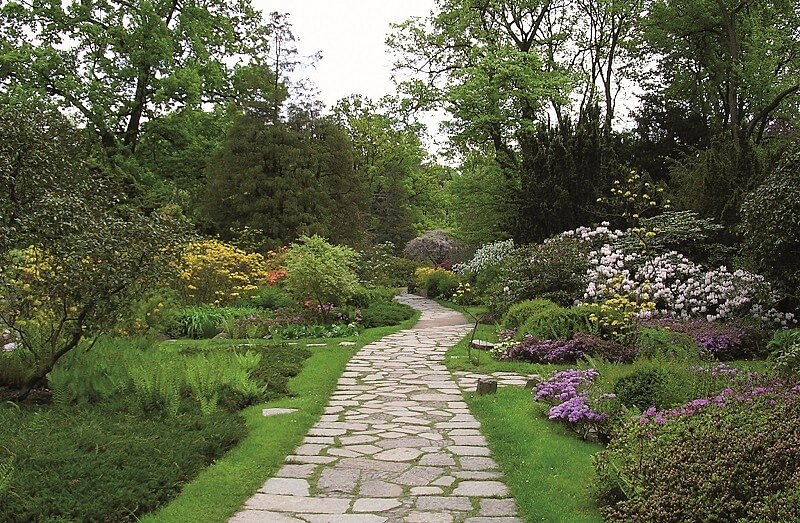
[143,312,419,523]
[464,387,604,523]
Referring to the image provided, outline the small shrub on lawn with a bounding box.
[347,285,399,308]
[413,267,459,299]
[517,304,597,341]
[595,384,800,522]
[0,405,245,523]
[239,285,295,310]
[500,299,562,331]
[769,328,800,377]
[640,318,767,359]
[359,301,415,328]
[283,235,361,308]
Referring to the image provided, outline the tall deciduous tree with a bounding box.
[641,0,800,147]
[0,0,270,152]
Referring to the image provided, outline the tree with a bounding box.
[640,0,800,147]
[201,111,370,250]
[0,104,187,400]
[0,0,270,153]
[333,95,426,248]
[283,235,361,311]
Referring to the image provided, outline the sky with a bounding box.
[254,0,436,109]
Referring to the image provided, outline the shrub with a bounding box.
[583,247,795,326]
[517,305,597,341]
[358,242,424,287]
[612,368,674,410]
[359,301,416,328]
[403,230,467,267]
[116,289,184,337]
[347,285,398,308]
[0,405,245,522]
[413,267,459,299]
[239,285,295,310]
[740,146,800,307]
[283,235,361,308]
[176,239,270,306]
[500,299,562,331]
[640,318,765,359]
[453,239,515,276]
[500,333,634,364]
[491,234,594,312]
[769,328,800,377]
[596,385,800,522]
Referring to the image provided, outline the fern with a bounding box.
[0,457,13,497]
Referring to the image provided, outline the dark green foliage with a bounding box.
[0,405,246,523]
[347,285,399,309]
[492,236,591,313]
[517,305,597,341]
[612,368,673,410]
[636,327,701,361]
[514,109,620,243]
[174,306,262,339]
[201,113,370,250]
[740,146,800,307]
[596,393,800,522]
[421,271,460,300]
[501,299,563,331]
[769,328,800,377]
[359,301,416,328]
[239,286,295,310]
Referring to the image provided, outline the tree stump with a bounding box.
[476,378,498,395]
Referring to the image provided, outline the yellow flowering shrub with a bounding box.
[589,277,656,342]
[176,240,271,305]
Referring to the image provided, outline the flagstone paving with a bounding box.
[231,294,523,523]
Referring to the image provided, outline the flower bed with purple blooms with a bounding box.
[640,318,758,359]
[534,369,612,438]
[499,332,636,364]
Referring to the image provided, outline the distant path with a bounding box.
[231,293,522,523]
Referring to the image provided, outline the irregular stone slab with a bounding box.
[303,516,387,523]
[259,478,310,496]
[276,464,317,479]
[262,408,298,417]
[373,448,422,462]
[406,512,454,523]
[317,468,361,494]
[459,457,499,470]
[415,496,473,511]
[452,480,509,497]
[352,498,403,512]
[450,445,492,457]
[395,466,445,486]
[410,486,443,495]
[359,479,404,497]
[245,494,350,514]
[230,510,305,522]
[480,498,518,516]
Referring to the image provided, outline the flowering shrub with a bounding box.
[534,369,610,438]
[589,291,655,343]
[596,169,671,227]
[640,318,760,359]
[453,239,515,274]
[596,383,800,522]
[582,246,794,325]
[500,333,633,364]
[176,240,270,306]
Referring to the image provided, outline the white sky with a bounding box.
[253,0,436,109]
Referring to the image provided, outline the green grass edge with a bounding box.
[143,312,420,523]
[445,328,604,523]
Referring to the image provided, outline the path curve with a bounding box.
[231,294,522,523]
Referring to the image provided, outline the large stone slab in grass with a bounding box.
[262,408,298,417]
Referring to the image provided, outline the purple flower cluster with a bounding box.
[504,336,586,363]
[642,318,754,359]
[534,369,610,427]
[548,396,608,423]
[534,368,599,402]
[501,332,634,364]
[640,380,800,425]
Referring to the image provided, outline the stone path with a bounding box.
[232,294,522,523]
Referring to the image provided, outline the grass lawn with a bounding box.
[143,313,420,523]
[465,387,604,522]
[445,327,602,523]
